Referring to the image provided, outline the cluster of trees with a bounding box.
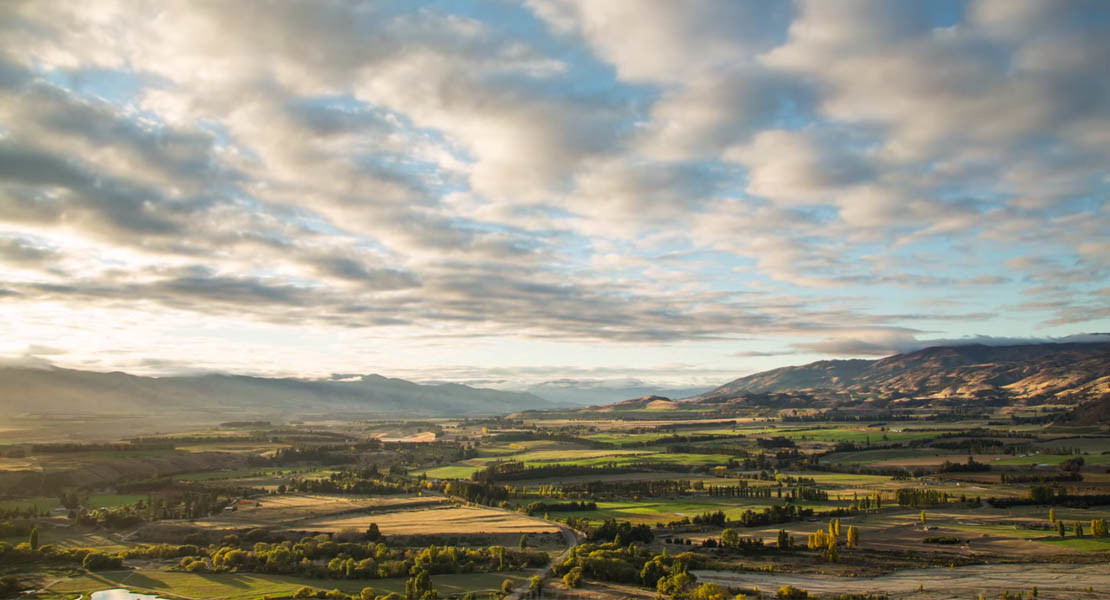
[706,529,767,552]
[441,480,510,506]
[553,539,715,598]
[1001,472,1082,484]
[2,533,547,587]
[285,469,412,496]
[896,488,951,507]
[1056,518,1108,538]
[733,504,815,528]
[703,483,778,498]
[557,479,691,499]
[587,518,654,544]
[805,520,858,562]
[794,486,829,502]
[810,462,923,480]
[692,511,727,527]
[8,491,243,533]
[556,542,657,586]
[522,500,595,515]
[1091,518,1108,537]
[292,584,403,600]
[1059,457,1085,472]
[73,491,229,528]
[991,490,1110,509]
[0,539,121,570]
[251,446,360,467]
[847,492,883,511]
[937,456,991,473]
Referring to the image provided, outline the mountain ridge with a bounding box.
[0,364,558,419]
[700,341,1110,404]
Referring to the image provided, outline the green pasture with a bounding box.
[87,494,146,508]
[0,496,59,513]
[174,467,332,482]
[822,447,962,465]
[0,494,141,513]
[176,441,291,453]
[523,451,732,468]
[583,432,674,445]
[1037,536,1110,551]
[553,497,843,526]
[414,464,482,479]
[513,448,651,462]
[777,427,941,443]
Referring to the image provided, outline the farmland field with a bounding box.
[38,569,535,600]
[188,494,444,530]
[297,505,560,535]
[4,408,1110,600]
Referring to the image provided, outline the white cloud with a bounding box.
[0,1,1106,383]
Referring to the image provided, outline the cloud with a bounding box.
[0,1,1106,382]
[529,0,790,82]
[0,235,58,264]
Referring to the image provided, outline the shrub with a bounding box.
[777,585,808,599]
[563,566,583,588]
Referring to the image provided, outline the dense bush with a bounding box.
[922,536,962,544]
[588,519,653,543]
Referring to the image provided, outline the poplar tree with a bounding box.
[846,525,859,548]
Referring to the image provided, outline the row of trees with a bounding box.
[177,540,548,580]
[522,500,596,515]
[1055,518,1108,538]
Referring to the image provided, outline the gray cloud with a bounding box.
[0,1,1105,381]
[0,235,58,264]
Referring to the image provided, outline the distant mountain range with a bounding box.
[0,365,558,419]
[700,341,1110,405]
[4,340,1106,425]
[516,380,710,407]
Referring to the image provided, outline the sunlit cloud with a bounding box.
[0,1,1106,385]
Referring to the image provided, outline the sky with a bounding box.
[0,0,1107,390]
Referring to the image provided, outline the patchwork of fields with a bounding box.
[3,412,1108,600]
